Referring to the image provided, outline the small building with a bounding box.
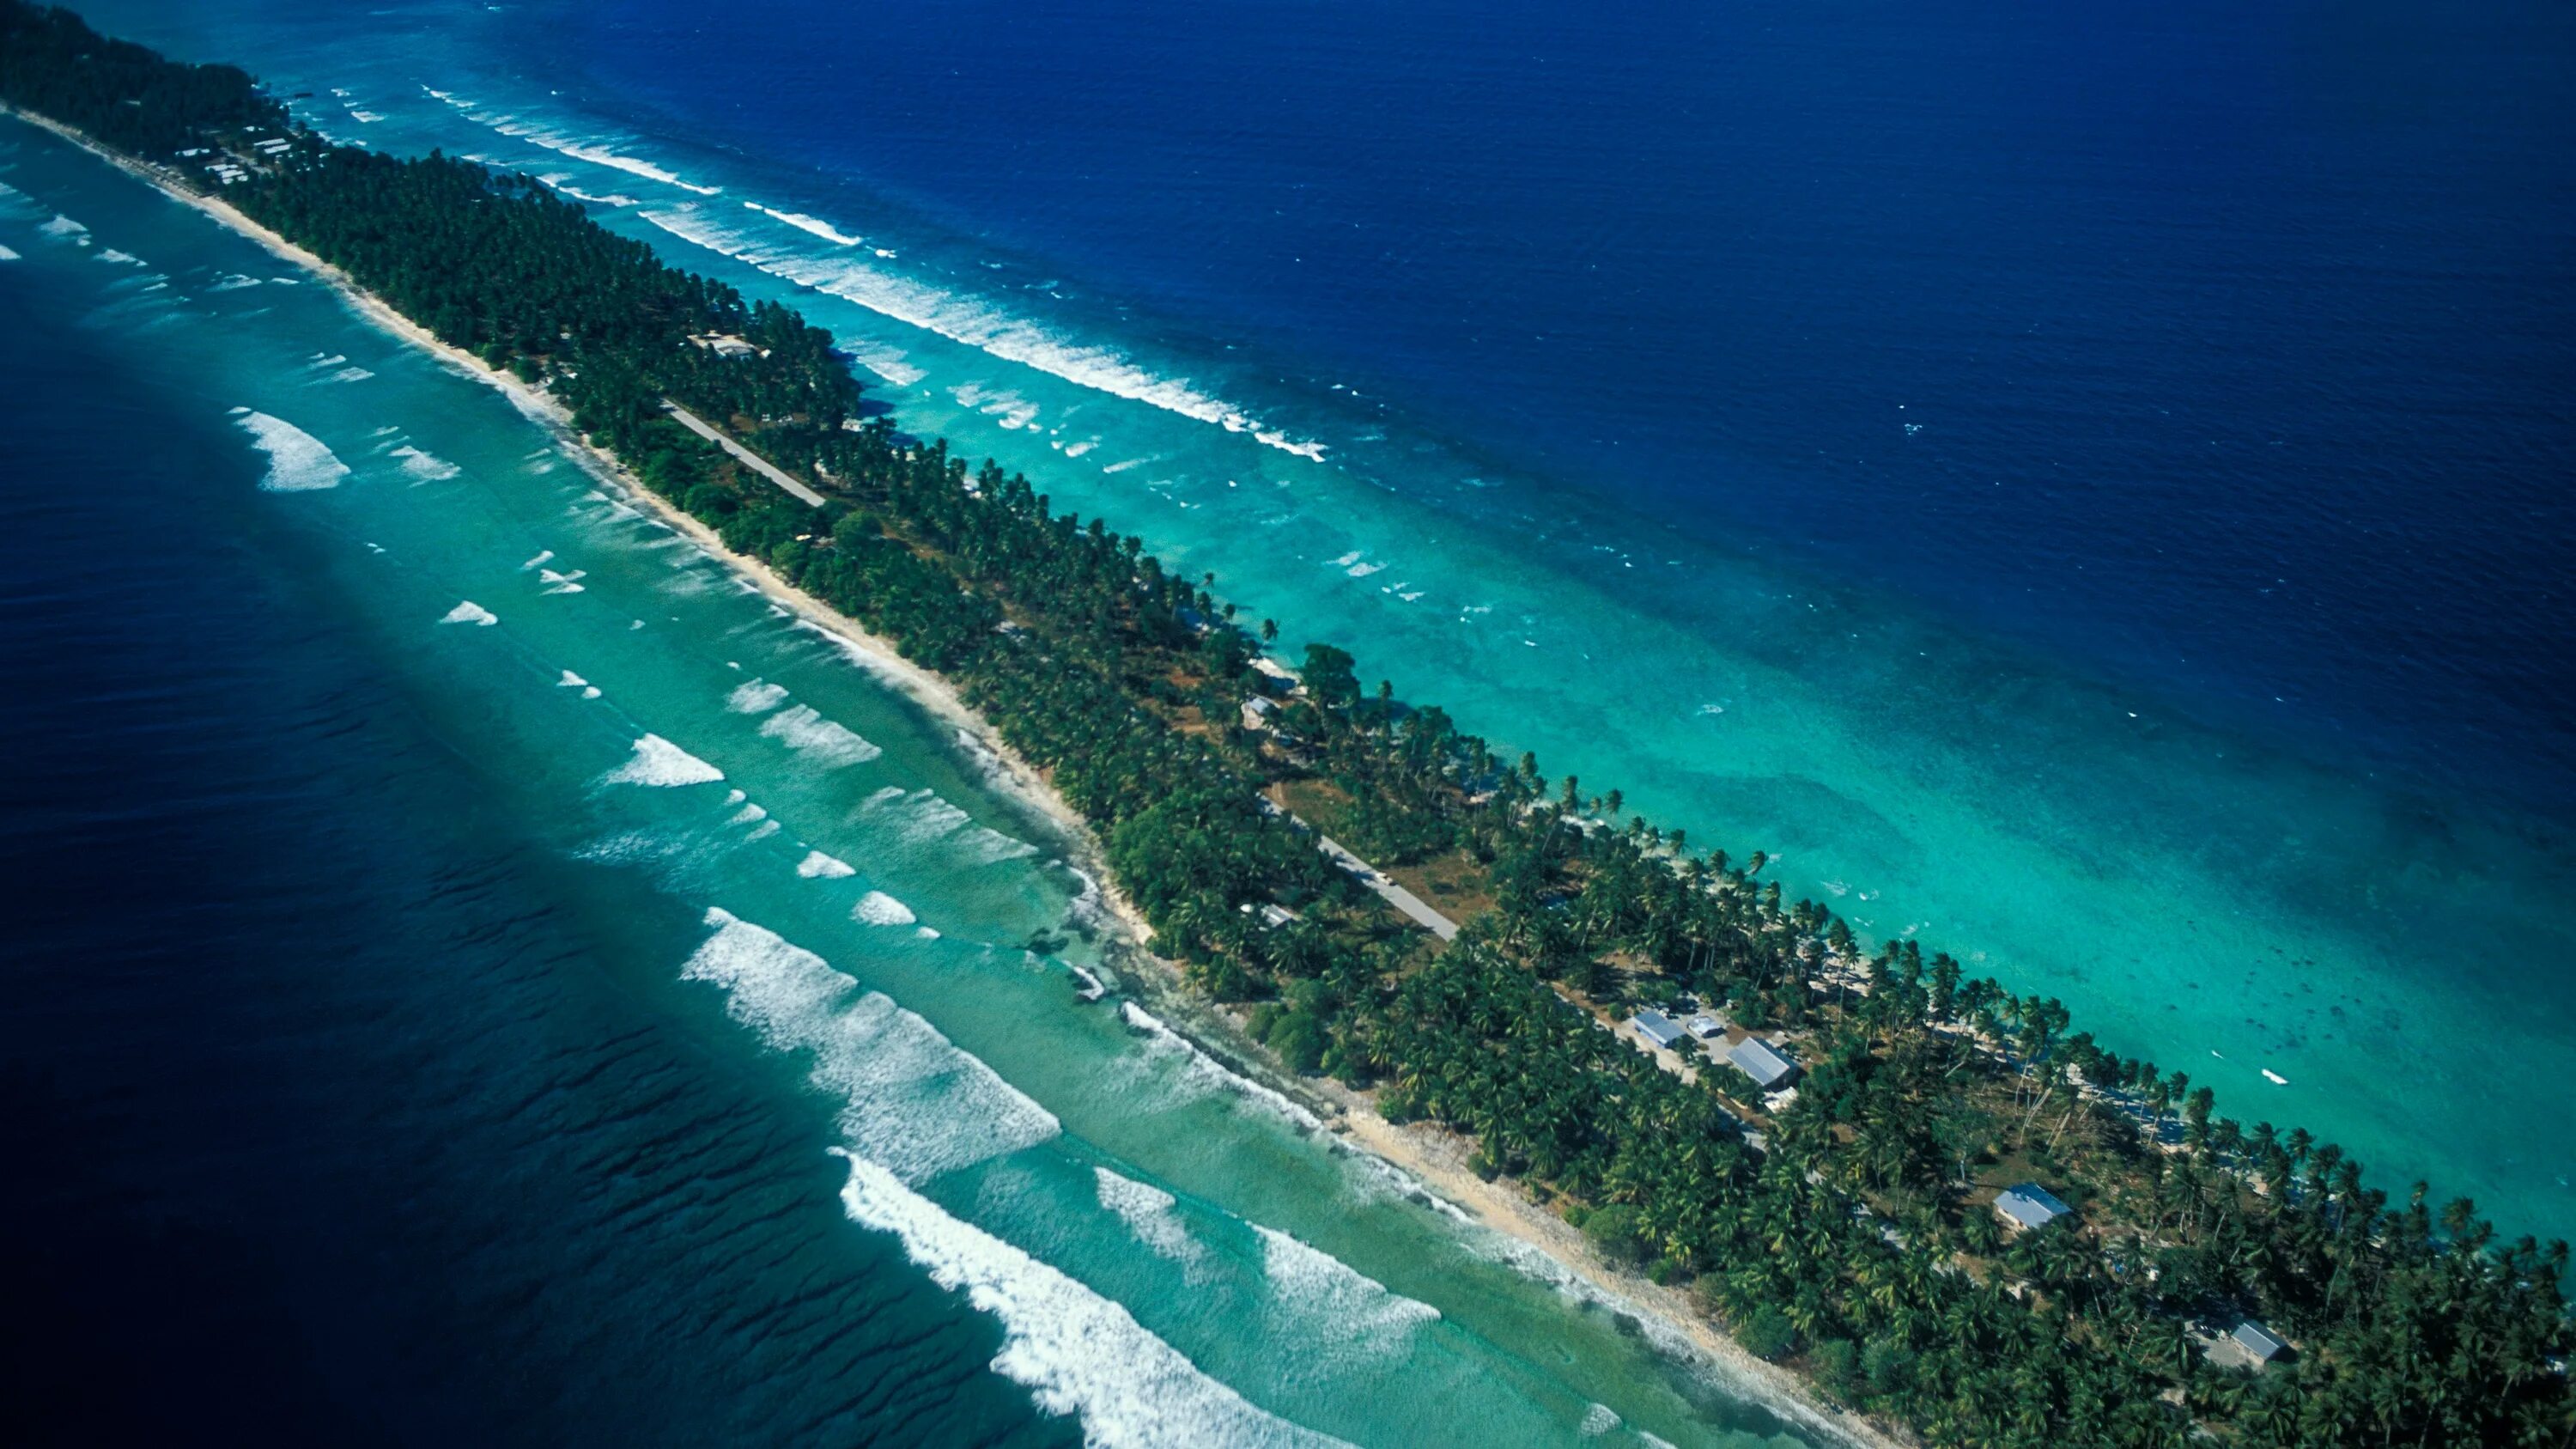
[1240,695,1279,732]
[2231,1320,2289,1367]
[1240,902,1298,931]
[1994,1183,2074,1233]
[1685,1013,1727,1041]
[1727,1037,1798,1091]
[1631,1010,1686,1050]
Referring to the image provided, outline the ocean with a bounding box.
[4,0,2572,1438]
[0,114,1816,1447]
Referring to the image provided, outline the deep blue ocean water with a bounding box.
[532,0,2576,807]
[0,260,1072,1448]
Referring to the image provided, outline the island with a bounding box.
[5,5,2567,1445]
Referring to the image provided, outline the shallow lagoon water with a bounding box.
[0,118,1832,1446]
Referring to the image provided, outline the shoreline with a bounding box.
[9,105,1904,1449]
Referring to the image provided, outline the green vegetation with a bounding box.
[6,5,2570,1443]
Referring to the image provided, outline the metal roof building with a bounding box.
[1630,1010,1686,1050]
[1994,1183,2074,1233]
[1726,1037,1798,1091]
[2231,1320,2289,1365]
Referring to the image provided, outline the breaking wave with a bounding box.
[1094,1166,1206,1268]
[726,678,791,714]
[683,908,1058,1181]
[853,890,917,927]
[389,444,459,480]
[235,411,349,491]
[758,703,883,767]
[600,734,724,787]
[831,1151,1350,1449]
[637,205,1327,460]
[796,849,857,880]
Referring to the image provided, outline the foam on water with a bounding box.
[1255,1225,1441,1349]
[428,90,721,195]
[1093,1166,1205,1267]
[745,200,863,247]
[728,801,769,826]
[439,600,499,626]
[538,568,587,594]
[758,703,883,766]
[389,443,459,480]
[853,890,918,926]
[868,787,974,844]
[0,243,19,261]
[600,734,724,787]
[955,825,1040,865]
[683,909,1058,1180]
[1119,1002,1326,1133]
[636,205,1327,460]
[38,212,85,238]
[235,410,349,491]
[830,1150,1351,1449]
[726,678,790,714]
[796,849,857,880]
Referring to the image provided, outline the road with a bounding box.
[661,400,828,508]
[1312,832,1460,941]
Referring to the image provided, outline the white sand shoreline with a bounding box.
[9,105,1904,1449]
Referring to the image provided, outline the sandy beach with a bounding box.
[13,104,1905,1449]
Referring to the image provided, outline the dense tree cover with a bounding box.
[10,11,2570,1443]
[0,3,283,158]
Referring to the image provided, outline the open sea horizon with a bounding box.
[6,0,2573,1441]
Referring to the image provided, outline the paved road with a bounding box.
[662,400,827,508]
[1313,832,1459,941]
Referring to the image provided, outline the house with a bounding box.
[1994,1183,2074,1233]
[1726,1037,1798,1092]
[1685,1013,1727,1041]
[1631,1010,1686,1050]
[1240,695,1279,732]
[2230,1320,2289,1367]
[1240,902,1298,931]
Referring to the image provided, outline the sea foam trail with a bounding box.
[1256,1226,1442,1346]
[1094,1166,1205,1266]
[389,444,459,481]
[439,600,499,627]
[759,703,883,766]
[796,849,857,880]
[1121,1002,1326,1133]
[833,1151,1352,1449]
[234,410,349,490]
[684,909,1057,1181]
[428,89,720,195]
[726,678,790,714]
[854,891,917,927]
[637,206,1328,460]
[600,734,724,787]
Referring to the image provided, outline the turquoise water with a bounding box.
[59,0,2574,1239]
[0,116,1831,1446]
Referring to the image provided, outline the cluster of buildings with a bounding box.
[1627,1007,1801,1093]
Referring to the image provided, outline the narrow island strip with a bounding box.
[3,8,2567,1447]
